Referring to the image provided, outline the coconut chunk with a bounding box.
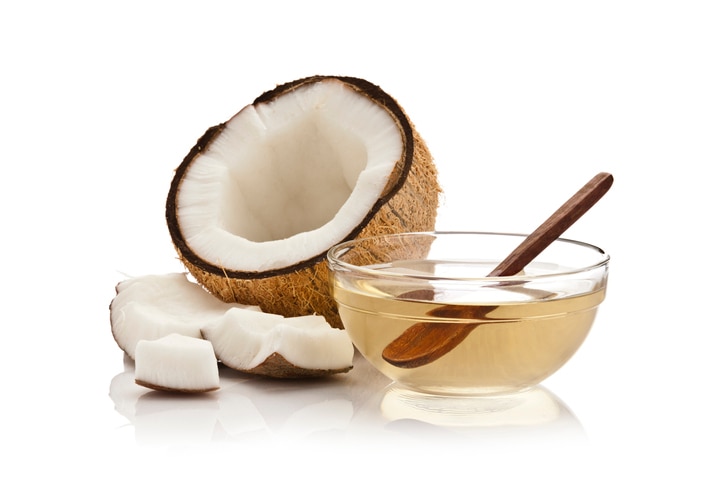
[201,308,354,378]
[110,272,261,359]
[135,334,220,393]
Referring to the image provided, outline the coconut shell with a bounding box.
[241,352,353,379]
[166,76,440,328]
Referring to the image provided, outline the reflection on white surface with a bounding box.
[109,352,585,446]
[109,356,357,445]
[382,385,565,426]
[377,384,585,445]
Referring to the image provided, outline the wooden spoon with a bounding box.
[381,172,614,369]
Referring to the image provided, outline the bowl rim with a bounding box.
[327,230,609,282]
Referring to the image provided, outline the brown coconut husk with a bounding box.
[166,76,441,328]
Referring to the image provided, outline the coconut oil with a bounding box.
[332,260,605,395]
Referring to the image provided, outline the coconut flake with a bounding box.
[110,273,260,359]
[135,334,220,393]
[201,308,354,377]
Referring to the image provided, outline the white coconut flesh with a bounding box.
[110,273,261,359]
[110,272,354,383]
[174,78,404,273]
[135,334,220,393]
[201,308,354,375]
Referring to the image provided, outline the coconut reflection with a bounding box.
[109,353,585,446]
[109,356,355,445]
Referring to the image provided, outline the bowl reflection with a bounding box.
[378,384,586,443]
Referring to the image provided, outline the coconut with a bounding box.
[166,75,440,327]
[110,272,354,381]
[135,334,220,393]
[109,272,261,359]
[201,309,354,379]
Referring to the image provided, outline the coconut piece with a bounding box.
[201,308,354,379]
[110,272,261,359]
[135,334,220,393]
[166,75,440,328]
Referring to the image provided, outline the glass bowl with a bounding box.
[327,232,609,396]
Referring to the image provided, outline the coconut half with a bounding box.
[110,272,260,359]
[166,75,440,327]
[201,308,354,378]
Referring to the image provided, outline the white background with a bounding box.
[2,0,723,480]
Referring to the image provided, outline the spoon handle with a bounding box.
[488,172,613,277]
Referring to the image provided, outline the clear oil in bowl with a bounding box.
[332,260,605,396]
